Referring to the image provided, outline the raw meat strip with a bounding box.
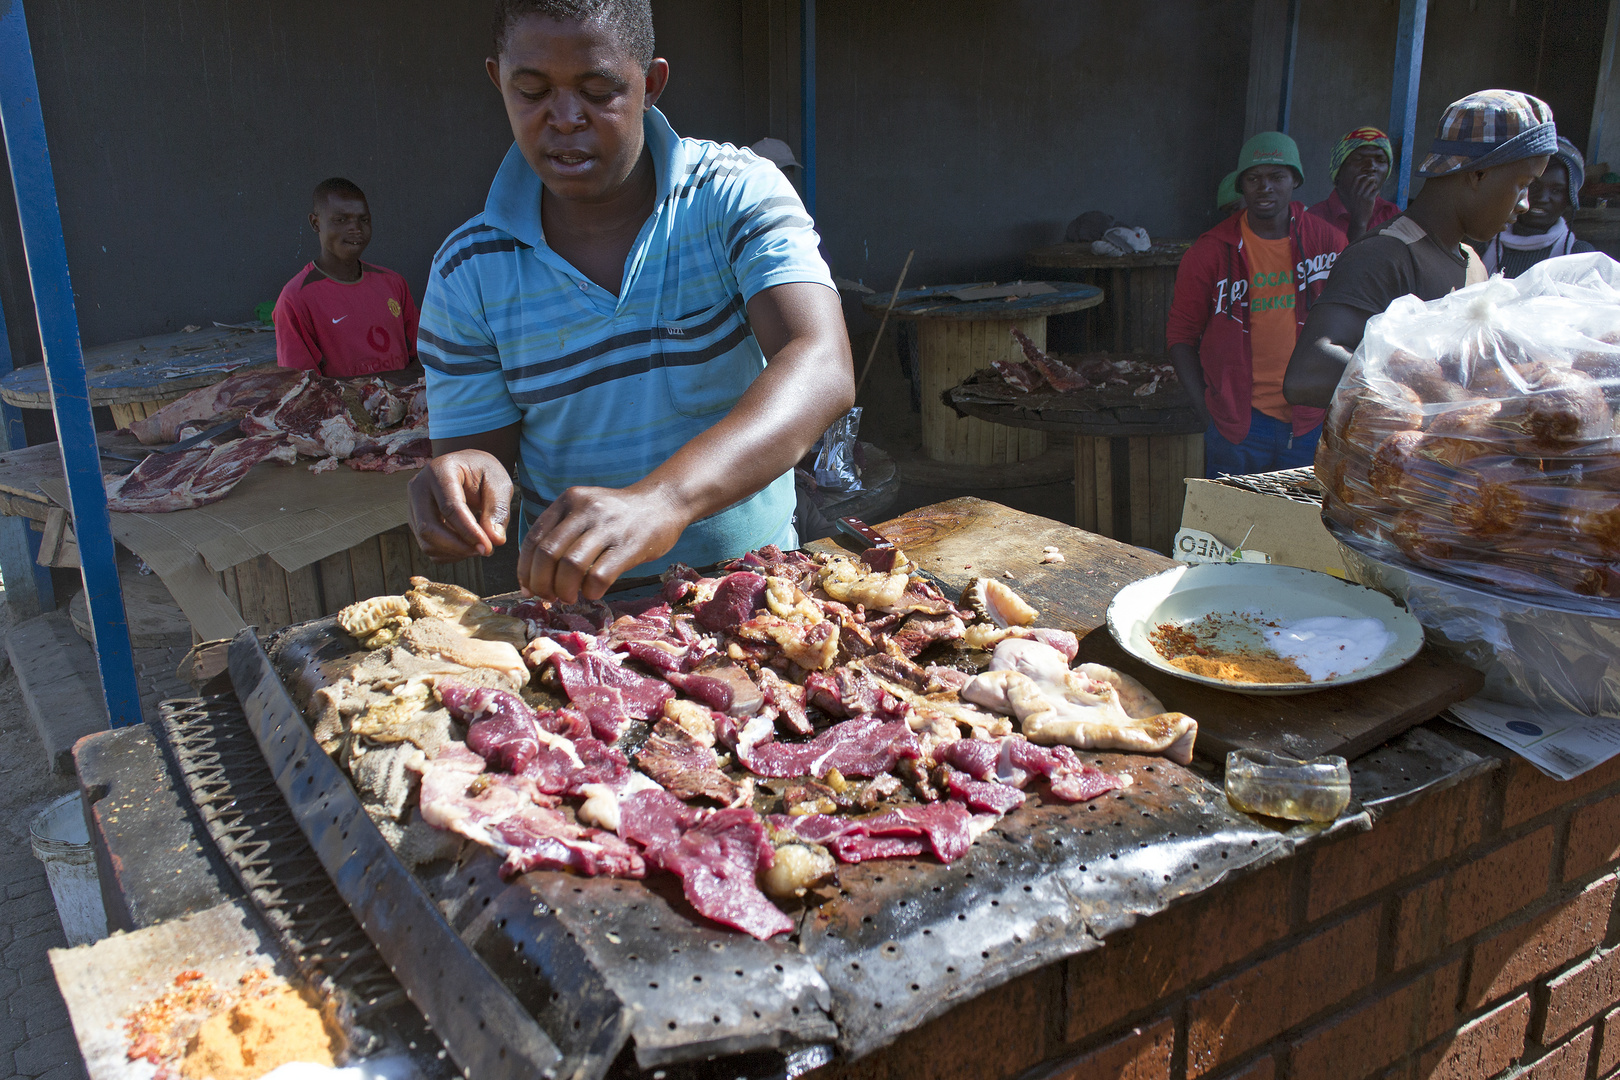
[736,715,920,779]
[1011,328,1091,392]
[771,801,975,864]
[619,791,791,940]
[633,720,743,805]
[127,367,305,444]
[414,743,644,879]
[104,434,296,512]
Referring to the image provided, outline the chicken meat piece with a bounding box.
[961,639,1197,764]
[399,618,528,691]
[818,556,910,611]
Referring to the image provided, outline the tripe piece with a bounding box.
[962,639,1197,764]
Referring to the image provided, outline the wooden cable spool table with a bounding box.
[945,369,1205,554]
[0,325,277,429]
[861,282,1102,468]
[1026,241,1190,355]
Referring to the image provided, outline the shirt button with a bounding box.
[578,280,589,291]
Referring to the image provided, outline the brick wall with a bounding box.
[809,739,1620,1080]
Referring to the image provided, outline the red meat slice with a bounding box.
[127,367,306,445]
[555,651,674,731]
[619,791,791,940]
[104,434,296,513]
[693,572,768,632]
[757,668,812,736]
[771,801,975,864]
[736,715,920,779]
[803,668,910,723]
[415,743,644,880]
[940,736,1122,802]
[889,612,966,659]
[633,720,742,805]
[942,767,1026,814]
[345,436,430,473]
[1011,328,1091,392]
[663,664,763,716]
[441,681,625,795]
[990,356,1042,393]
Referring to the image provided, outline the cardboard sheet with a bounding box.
[40,459,416,640]
[49,900,288,1080]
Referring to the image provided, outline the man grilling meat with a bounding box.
[408,0,854,603]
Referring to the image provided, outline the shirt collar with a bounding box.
[483,106,684,250]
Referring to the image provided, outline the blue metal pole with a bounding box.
[0,296,56,615]
[1389,0,1429,209]
[1276,0,1301,133]
[800,0,816,218]
[0,0,142,726]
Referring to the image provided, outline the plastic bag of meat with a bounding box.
[1317,252,1620,604]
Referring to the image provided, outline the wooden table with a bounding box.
[849,497,1482,762]
[861,282,1102,466]
[1026,240,1190,355]
[945,369,1206,554]
[0,325,276,428]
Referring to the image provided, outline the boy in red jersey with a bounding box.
[272,177,419,378]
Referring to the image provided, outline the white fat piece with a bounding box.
[961,639,1197,765]
[575,771,664,833]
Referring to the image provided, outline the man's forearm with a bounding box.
[1282,337,1354,409]
[1168,343,1210,425]
[640,332,853,523]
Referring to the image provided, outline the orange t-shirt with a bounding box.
[1241,214,1297,422]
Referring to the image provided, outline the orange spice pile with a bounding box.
[1168,653,1310,684]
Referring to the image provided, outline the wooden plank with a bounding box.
[108,403,137,430]
[831,497,1483,763]
[219,566,241,615]
[1074,438,1097,533]
[1093,438,1114,538]
[379,527,414,594]
[230,555,267,628]
[349,536,387,601]
[263,557,293,629]
[1127,435,1152,546]
[1146,434,1186,555]
[285,563,322,624]
[317,551,356,612]
[1185,430,1205,480]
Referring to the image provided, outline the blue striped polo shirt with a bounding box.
[419,107,834,574]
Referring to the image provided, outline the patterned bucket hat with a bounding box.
[1418,89,1557,177]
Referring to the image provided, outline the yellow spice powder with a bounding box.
[180,986,342,1080]
[1169,652,1311,684]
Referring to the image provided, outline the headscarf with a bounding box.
[1330,127,1393,181]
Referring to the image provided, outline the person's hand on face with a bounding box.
[407,451,512,561]
[517,485,689,603]
[1337,146,1391,226]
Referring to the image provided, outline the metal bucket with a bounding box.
[29,792,108,945]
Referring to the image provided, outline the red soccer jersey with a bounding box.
[272,262,419,378]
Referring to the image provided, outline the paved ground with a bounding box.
[0,574,195,1079]
[0,589,89,1080]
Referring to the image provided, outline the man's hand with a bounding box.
[1167,342,1212,428]
[408,449,513,560]
[517,484,689,602]
[1343,173,1383,242]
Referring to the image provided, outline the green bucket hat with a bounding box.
[1236,132,1305,186]
[1216,170,1240,209]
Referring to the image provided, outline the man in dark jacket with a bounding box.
[1167,132,1348,477]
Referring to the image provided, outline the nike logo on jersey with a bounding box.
[332,316,347,323]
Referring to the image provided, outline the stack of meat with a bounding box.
[1317,272,1620,600]
[309,546,1199,941]
[107,368,431,512]
[991,329,1177,398]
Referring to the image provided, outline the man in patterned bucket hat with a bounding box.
[1283,90,1556,409]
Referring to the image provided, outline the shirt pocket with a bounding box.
[659,294,760,419]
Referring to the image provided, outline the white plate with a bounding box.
[1105,563,1425,696]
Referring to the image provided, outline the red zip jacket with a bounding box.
[1166,203,1345,444]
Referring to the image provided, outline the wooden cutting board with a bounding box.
[813,497,1483,763]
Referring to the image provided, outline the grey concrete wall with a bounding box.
[1264,0,1605,212]
[5,0,745,351]
[812,0,1254,293]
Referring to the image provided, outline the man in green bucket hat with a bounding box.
[1168,133,1347,476]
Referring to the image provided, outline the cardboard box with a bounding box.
[1176,477,1347,577]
